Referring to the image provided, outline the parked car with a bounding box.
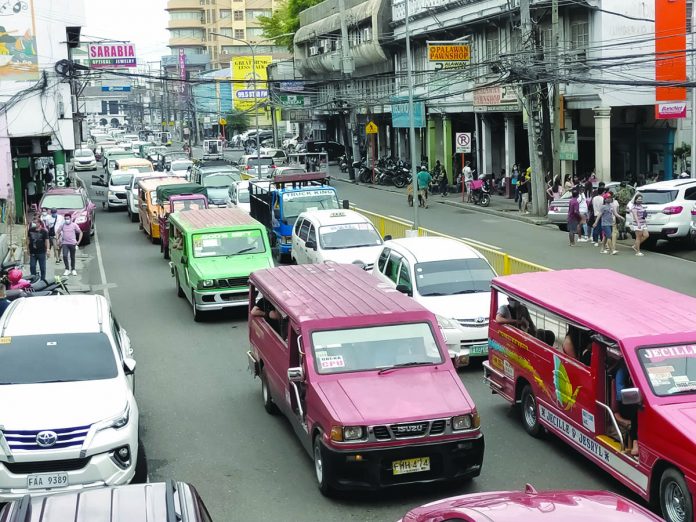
[71,149,97,171]
[372,237,496,366]
[299,140,344,162]
[39,188,96,245]
[547,181,628,230]
[291,209,384,268]
[0,295,143,501]
[625,179,696,244]
[399,485,662,522]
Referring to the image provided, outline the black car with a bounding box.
[300,141,345,162]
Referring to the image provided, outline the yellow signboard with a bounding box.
[232,55,272,114]
[365,121,378,134]
[219,118,227,126]
[427,41,470,71]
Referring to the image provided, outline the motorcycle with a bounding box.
[470,178,491,207]
[339,154,351,173]
[355,160,373,184]
[3,271,69,301]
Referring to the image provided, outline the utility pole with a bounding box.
[520,0,546,216]
[551,0,561,179]
[404,0,419,229]
[338,0,360,180]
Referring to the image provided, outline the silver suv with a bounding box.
[625,179,696,243]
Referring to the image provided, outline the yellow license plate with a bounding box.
[392,457,430,475]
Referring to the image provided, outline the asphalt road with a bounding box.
[73,165,653,522]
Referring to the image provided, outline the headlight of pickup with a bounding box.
[330,425,365,442]
[198,279,214,289]
[452,413,480,431]
[94,403,130,433]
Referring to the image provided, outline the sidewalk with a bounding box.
[329,166,549,226]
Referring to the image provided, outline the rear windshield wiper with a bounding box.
[378,361,433,374]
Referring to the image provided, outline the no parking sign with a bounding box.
[456,132,471,153]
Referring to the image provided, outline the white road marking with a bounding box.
[94,226,110,301]
[461,237,502,250]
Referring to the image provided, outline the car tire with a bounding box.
[163,245,170,260]
[130,209,138,223]
[557,224,568,232]
[520,385,543,438]
[81,232,91,246]
[660,467,693,522]
[192,291,202,322]
[261,369,278,415]
[131,439,148,484]
[313,435,333,497]
[176,272,184,298]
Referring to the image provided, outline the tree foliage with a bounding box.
[225,109,249,134]
[258,0,324,50]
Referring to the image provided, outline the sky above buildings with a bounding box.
[84,0,169,63]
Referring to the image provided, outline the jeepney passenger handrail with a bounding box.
[595,400,624,450]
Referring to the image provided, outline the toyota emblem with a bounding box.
[476,317,485,324]
[36,430,58,448]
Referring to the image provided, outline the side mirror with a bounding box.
[342,199,350,209]
[305,240,317,250]
[620,387,642,406]
[383,235,392,241]
[288,366,304,383]
[181,256,188,266]
[123,357,136,375]
[396,284,412,297]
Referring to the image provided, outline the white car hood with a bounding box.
[417,291,491,321]
[0,378,128,430]
[321,245,382,266]
[235,202,251,213]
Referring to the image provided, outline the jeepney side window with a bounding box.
[377,248,390,273]
[384,251,403,284]
[299,220,310,241]
[171,225,183,250]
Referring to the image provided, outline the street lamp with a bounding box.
[211,32,293,179]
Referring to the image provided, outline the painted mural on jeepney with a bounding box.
[0,0,38,81]
[553,355,582,411]
[488,338,553,401]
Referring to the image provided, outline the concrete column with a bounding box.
[442,115,453,183]
[427,116,437,170]
[481,115,493,175]
[664,127,676,180]
[561,110,573,180]
[504,114,516,177]
[593,106,611,182]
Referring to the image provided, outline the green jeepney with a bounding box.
[168,207,273,321]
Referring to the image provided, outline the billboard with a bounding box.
[427,41,470,72]
[0,0,39,81]
[655,0,686,119]
[88,43,137,69]
[232,55,272,114]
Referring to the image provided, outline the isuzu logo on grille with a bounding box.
[395,423,426,434]
[36,431,58,447]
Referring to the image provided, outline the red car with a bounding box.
[400,485,662,522]
[39,188,96,245]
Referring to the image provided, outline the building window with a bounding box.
[108,101,119,115]
[234,10,243,20]
[570,21,589,51]
[170,11,202,20]
[170,28,205,40]
[247,27,264,38]
[485,30,499,60]
[246,9,272,20]
[540,27,553,51]
[234,29,245,39]
[219,27,233,37]
[220,8,231,18]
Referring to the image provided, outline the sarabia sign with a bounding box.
[656,102,687,119]
[88,43,137,69]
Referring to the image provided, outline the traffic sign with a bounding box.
[365,121,378,134]
[456,132,471,153]
[219,118,227,126]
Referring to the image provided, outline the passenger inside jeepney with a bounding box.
[251,293,285,338]
[613,358,639,457]
[496,298,537,336]
[562,325,593,365]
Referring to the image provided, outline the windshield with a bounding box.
[415,258,494,296]
[640,190,678,205]
[248,158,274,166]
[192,229,265,258]
[110,174,133,186]
[282,190,339,221]
[41,194,84,209]
[311,323,443,375]
[0,333,118,384]
[203,174,236,188]
[166,154,188,162]
[639,345,696,396]
[171,163,191,171]
[319,223,382,249]
[172,199,206,211]
[75,150,92,158]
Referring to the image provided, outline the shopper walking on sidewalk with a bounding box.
[567,189,581,246]
[631,193,649,256]
[591,185,606,245]
[57,213,83,276]
[27,217,50,280]
[593,192,624,255]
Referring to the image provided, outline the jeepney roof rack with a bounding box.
[7,494,31,522]
[272,171,329,188]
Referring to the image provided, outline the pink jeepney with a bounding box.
[156,183,209,259]
[484,269,696,522]
[247,263,484,494]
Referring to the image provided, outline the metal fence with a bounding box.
[353,207,550,276]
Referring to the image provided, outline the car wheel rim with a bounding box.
[262,378,268,403]
[314,443,323,484]
[524,393,537,428]
[665,481,688,522]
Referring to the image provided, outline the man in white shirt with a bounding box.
[462,162,473,202]
[591,185,606,246]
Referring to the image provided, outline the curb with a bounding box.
[332,177,550,226]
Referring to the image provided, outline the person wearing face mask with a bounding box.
[27,216,50,280]
[495,297,537,336]
[43,208,63,263]
[57,213,82,276]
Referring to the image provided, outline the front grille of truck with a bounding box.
[4,457,91,474]
[216,277,249,288]
[369,418,451,441]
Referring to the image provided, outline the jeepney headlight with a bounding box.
[199,279,214,288]
[452,413,480,431]
[436,314,461,330]
[282,235,292,245]
[330,425,365,442]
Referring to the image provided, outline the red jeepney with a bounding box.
[156,183,208,259]
[483,268,696,522]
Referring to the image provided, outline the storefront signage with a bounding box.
[281,109,312,122]
[391,97,425,128]
[559,130,578,161]
[473,86,521,112]
[427,41,470,71]
[280,81,304,92]
[88,43,137,69]
[279,95,305,107]
[656,101,687,119]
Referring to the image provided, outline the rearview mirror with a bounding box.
[396,284,412,297]
[288,366,304,383]
[620,387,642,406]
[123,357,136,375]
[383,235,392,241]
[305,240,317,250]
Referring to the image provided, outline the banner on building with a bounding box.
[655,0,686,119]
[232,56,272,114]
[427,41,470,72]
[473,86,521,112]
[88,43,137,69]
[0,0,38,81]
[559,130,578,161]
[391,97,425,128]
[178,49,187,94]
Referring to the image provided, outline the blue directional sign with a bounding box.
[101,86,132,92]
